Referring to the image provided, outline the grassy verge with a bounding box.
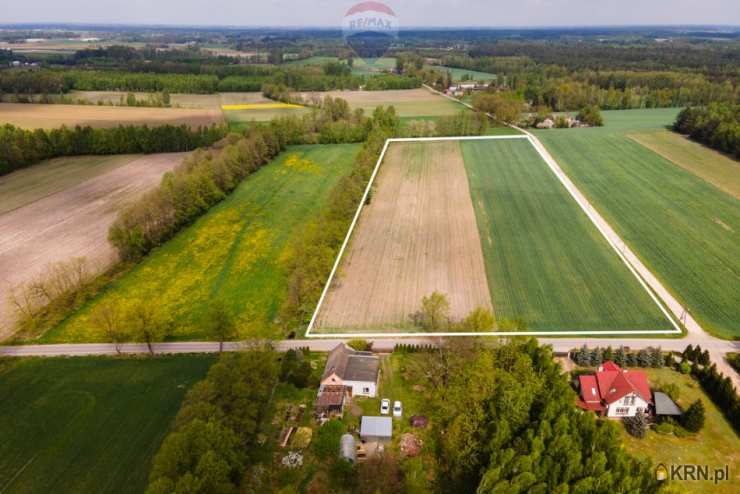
[0,355,214,494]
[40,144,359,342]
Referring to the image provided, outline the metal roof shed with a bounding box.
[654,392,682,416]
[360,416,392,440]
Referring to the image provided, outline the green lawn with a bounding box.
[41,144,360,342]
[535,109,740,339]
[0,355,214,494]
[618,368,740,493]
[460,138,674,331]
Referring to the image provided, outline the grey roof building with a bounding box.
[320,343,380,397]
[654,392,682,416]
[360,416,393,441]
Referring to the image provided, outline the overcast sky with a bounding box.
[3,0,739,28]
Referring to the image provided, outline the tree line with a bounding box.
[108,95,377,262]
[673,102,740,158]
[0,123,226,176]
[682,345,740,434]
[407,338,662,493]
[146,345,279,493]
[0,66,420,96]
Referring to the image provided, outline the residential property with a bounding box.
[576,361,652,417]
[319,343,380,397]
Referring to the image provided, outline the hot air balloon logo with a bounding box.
[341,2,399,62]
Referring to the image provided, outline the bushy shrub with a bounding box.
[623,409,649,438]
[681,399,706,432]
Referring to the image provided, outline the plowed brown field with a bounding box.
[0,153,187,338]
[0,103,222,129]
[316,141,492,331]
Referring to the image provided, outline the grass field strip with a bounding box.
[306,133,682,338]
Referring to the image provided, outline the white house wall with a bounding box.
[345,380,377,398]
[606,393,650,418]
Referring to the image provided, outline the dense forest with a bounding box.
[0,123,226,175]
[423,54,738,111]
[673,102,740,158]
[0,62,420,95]
[146,345,279,493]
[412,338,662,493]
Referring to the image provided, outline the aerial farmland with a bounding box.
[0,153,187,339]
[314,135,676,334]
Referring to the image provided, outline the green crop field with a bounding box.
[285,56,395,75]
[0,355,214,494]
[535,109,740,339]
[461,138,673,331]
[628,129,740,199]
[427,65,496,82]
[42,144,359,342]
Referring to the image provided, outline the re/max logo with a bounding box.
[656,463,730,484]
[347,18,395,31]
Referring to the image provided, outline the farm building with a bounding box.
[360,416,393,443]
[314,385,348,417]
[319,343,380,397]
[576,361,652,417]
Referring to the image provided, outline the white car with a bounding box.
[393,400,402,417]
[380,399,390,415]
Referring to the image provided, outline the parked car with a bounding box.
[380,399,390,415]
[393,400,403,417]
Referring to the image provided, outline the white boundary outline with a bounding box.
[305,133,682,338]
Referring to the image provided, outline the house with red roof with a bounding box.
[576,361,652,418]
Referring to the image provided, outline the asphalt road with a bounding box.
[2,336,737,387]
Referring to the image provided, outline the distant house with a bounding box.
[576,361,652,417]
[320,343,380,397]
[536,118,555,129]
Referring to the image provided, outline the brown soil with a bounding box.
[316,141,492,331]
[0,103,223,129]
[0,153,187,337]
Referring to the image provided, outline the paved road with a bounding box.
[2,336,737,387]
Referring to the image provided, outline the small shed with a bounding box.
[340,433,356,463]
[654,392,682,416]
[315,385,347,417]
[360,416,393,442]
